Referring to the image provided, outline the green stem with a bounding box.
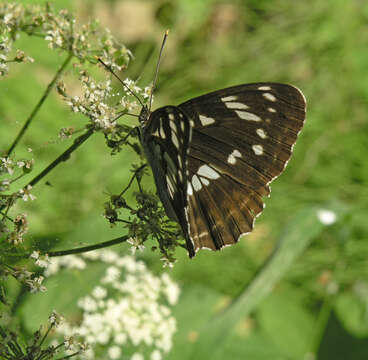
[48,235,130,257]
[6,53,73,156]
[309,295,334,354]
[0,129,93,214]
[119,164,147,197]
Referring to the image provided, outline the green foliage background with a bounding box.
[1,0,368,359]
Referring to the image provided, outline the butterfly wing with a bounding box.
[140,105,196,257]
[178,82,306,253]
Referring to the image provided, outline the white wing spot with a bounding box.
[168,113,174,120]
[201,177,210,186]
[166,175,175,198]
[170,122,177,134]
[252,144,264,155]
[159,125,166,139]
[197,164,220,179]
[263,93,276,102]
[221,95,237,102]
[225,102,249,110]
[235,110,262,122]
[177,155,182,167]
[256,128,267,139]
[152,129,160,137]
[192,175,202,192]
[258,86,271,90]
[233,149,242,157]
[228,155,236,164]
[180,121,185,132]
[172,132,180,149]
[227,149,242,164]
[187,182,193,195]
[199,115,215,126]
[268,107,276,113]
[178,169,183,182]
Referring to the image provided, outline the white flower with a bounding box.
[114,332,127,345]
[30,250,40,260]
[127,237,145,255]
[317,209,337,225]
[78,296,98,312]
[102,266,121,284]
[143,86,153,100]
[48,310,61,325]
[19,185,36,201]
[150,350,162,360]
[108,346,122,359]
[64,336,74,350]
[53,251,179,358]
[35,254,50,268]
[100,250,119,263]
[1,157,14,175]
[161,273,180,305]
[27,276,46,293]
[92,286,107,299]
[131,353,144,360]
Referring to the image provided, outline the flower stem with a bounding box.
[6,52,73,156]
[48,235,130,257]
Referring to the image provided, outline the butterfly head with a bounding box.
[139,105,150,127]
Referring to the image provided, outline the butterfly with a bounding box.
[98,32,306,258]
[138,82,306,258]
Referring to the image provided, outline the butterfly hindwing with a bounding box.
[178,82,306,253]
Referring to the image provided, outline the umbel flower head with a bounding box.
[46,249,180,360]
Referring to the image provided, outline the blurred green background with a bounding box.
[2,0,368,359]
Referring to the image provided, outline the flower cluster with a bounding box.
[11,267,46,293]
[0,3,131,77]
[0,310,86,359]
[0,156,33,176]
[6,213,29,245]
[0,153,35,247]
[47,249,180,360]
[104,188,182,267]
[0,3,35,76]
[58,73,151,135]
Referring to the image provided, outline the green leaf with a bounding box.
[257,286,315,357]
[335,292,368,337]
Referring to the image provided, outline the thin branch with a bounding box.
[6,52,73,156]
[47,235,130,257]
[119,164,147,197]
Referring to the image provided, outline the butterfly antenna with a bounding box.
[96,57,145,108]
[149,30,169,111]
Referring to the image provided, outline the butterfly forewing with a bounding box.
[141,105,196,257]
[178,82,306,254]
[141,82,306,257]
